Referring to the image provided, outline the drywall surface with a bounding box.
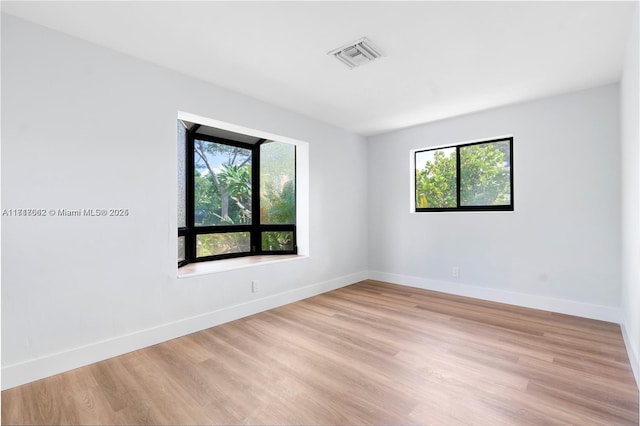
[1,14,368,388]
[368,84,621,319]
[620,4,640,386]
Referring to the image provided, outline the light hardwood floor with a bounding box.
[2,280,638,425]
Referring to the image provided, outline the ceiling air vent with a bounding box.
[328,37,383,69]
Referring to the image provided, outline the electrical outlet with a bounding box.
[452,267,460,278]
[251,280,260,293]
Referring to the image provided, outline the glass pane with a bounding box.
[262,231,294,251]
[194,140,252,226]
[260,141,295,224]
[178,236,185,263]
[177,121,187,228]
[196,232,250,257]
[415,147,457,209]
[460,141,511,206]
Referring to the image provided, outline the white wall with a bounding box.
[368,85,621,321]
[1,14,368,389]
[620,4,640,387]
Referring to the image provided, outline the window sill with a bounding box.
[177,254,306,278]
[411,209,515,214]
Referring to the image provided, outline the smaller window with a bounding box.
[414,137,513,212]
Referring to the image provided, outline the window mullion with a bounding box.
[251,142,262,253]
[455,146,461,208]
[185,128,196,263]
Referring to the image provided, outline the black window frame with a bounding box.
[414,137,514,213]
[178,122,297,267]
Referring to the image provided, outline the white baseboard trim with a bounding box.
[1,271,368,391]
[368,271,621,323]
[621,322,640,389]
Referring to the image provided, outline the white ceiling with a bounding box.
[2,1,636,136]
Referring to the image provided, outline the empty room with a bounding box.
[1,1,639,424]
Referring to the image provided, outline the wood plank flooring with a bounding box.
[2,280,638,425]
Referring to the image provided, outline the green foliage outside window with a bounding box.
[260,142,296,224]
[197,232,250,257]
[416,148,457,208]
[459,142,511,206]
[194,140,252,226]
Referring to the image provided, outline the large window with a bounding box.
[414,137,513,212]
[178,120,296,266]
